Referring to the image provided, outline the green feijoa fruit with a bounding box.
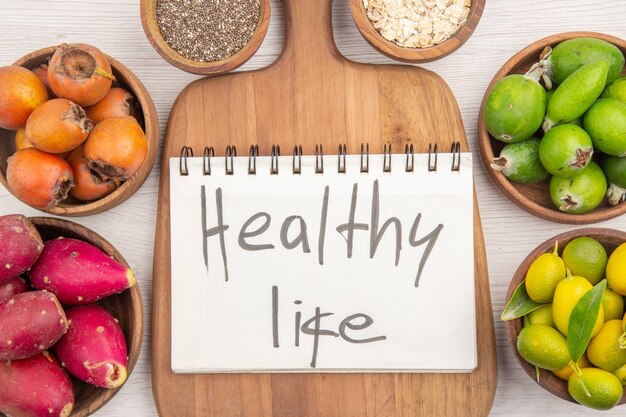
[490,138,549,183]
[539,124,594,177]
[484,74,547,143]
[516,324,570,370]
[547,37,625,86]
[584,98,626,156]
[602,77,626,104]
[544,82,579,131]
[603,155,626,205]
[550,161,607,214]
[545,98,583,126]
[543,60,609,132]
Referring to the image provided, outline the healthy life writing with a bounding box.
[199,179,444,368]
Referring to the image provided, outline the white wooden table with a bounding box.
[1,0,626,416]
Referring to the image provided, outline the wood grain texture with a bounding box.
[140,0,271,75]
[348,0,485,63]
[151,1,496,416]
[28,217,143,417]
[478,32,626,225]
[0,46,159,217]
[504,228,626,406]
[3,0,626,416]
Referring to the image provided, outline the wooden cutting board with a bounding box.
[152,1,497,416]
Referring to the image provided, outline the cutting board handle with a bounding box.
[279,0,343,65]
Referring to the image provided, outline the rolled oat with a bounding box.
[363,0,471,49]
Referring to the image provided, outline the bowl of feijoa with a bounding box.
[478,32,626,224]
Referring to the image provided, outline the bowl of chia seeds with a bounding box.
[140,0,270,75]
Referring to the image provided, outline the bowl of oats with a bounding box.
[349,0,485,63]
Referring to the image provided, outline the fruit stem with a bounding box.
[524,62,546,85]
[538,46,554,89]
[539,46,552,62]
[542,117,556,133]
[126,269,137,288]
[569,361,591,397]
[95,67,116,81]
[607,184,626,206]
[618,332,626,350]
[552,241,559,256]
[490,156,510,172]
[535,366,541,383]
[61,403,73,417]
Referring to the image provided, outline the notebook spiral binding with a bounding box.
[178,142,462,176]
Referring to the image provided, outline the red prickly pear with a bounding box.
[0,214,43,284]
[54,305,128,388]
[29,237,136,305]
[0,352,74,417]
[0,276,29,302]
[0,290,68,360]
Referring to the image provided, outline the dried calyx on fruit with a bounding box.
[48,43,115,107]
[6,149,74,209]
[84,116,148,181]
[67,145,118,202]
[490,138,549,184]
[25,98,93,154]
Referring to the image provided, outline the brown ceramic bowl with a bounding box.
[504,228,626,405]
[0,217,144,417]
[0,46,158,217]
[478,32,626,224]
[140,0,270,75]
[349,0,485,63]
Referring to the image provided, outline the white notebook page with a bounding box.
[169,152,476,373]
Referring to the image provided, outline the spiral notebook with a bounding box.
[169,144,476,373]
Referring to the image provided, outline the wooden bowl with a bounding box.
[140,0,270,75]
[478,32,626,224]
[0,46,159,217]
[0,46,160,217]
[24,217,143,417]
[348,0,485,63]
[504,228,626,405]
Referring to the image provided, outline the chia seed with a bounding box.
[156,0,261,62]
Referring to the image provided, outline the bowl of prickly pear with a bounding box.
[503,228,626,408]
[0,45,159,217]
[478,32,626,224]
[0,216,144,417]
